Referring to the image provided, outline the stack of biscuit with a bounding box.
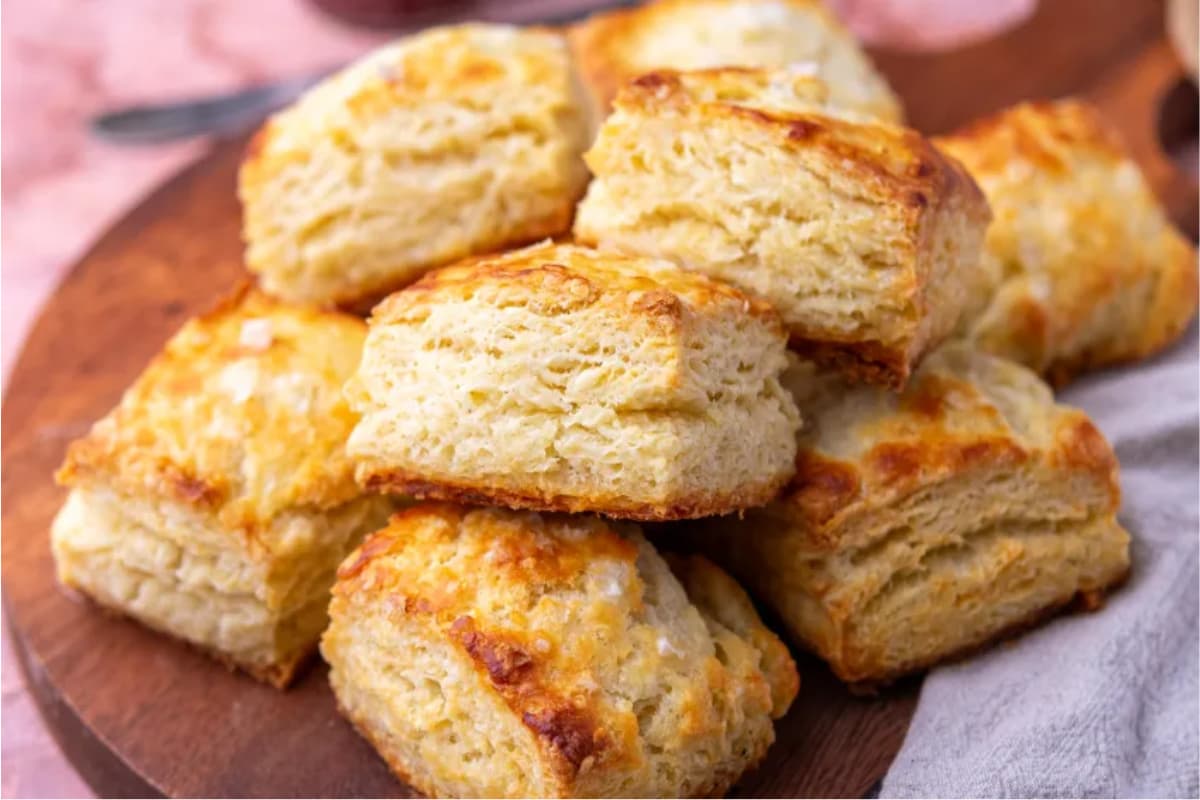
[331,241,805,796]
[49,0,1196,797]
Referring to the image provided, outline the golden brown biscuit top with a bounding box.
[372,241,782,328]
[779,345,1120,537]
[609,67,983,215]
[624,65,835,114]
[571,0,839,74]
[335,503,789,786]
[935,99,1127,178]
[568,0,899,118]
[58,286,368,530]
[337,504,645,620]
[935,99,1198,378]
[246,23,576,158]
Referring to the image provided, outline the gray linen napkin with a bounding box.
[881,327,1200,799]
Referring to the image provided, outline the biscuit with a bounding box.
[937,99,1198,384]
[345,241,801,520]
[568,0,902,121]
[321,503,797,798]
[52,287,395,687]
[239,24,592,309]
[573,68,992,388]
[691,344,1130,687]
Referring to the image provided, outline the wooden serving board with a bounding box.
[3,1,1194,796]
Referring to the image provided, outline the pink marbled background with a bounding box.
[1,4,386,796]
[0,1,1040,796]
[1,1,388,385]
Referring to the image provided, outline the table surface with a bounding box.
[2,1,1190,796]
[1,4,384,796]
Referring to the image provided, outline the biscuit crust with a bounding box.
[347,242,801,520]
[574,68,991,389]
[53,287,393,686]
[60,574,317,690]
[844,567,1130,694]
[372,238,783,325]
[695,345,1131,685]
[239,24,592,308]
[322,504,797,798]
[57,284,369,530]
[938,99,1198,384]
[568,0,902,121]
[359,467,791,523]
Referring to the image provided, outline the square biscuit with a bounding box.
[568,0,902,121]
[239,23,592,309]
[574,68,992,389]
[936,99,1198,384]
[346,242,802,520]
[52,287,395,687]
[322,503,797,798]
[691,344,1130,687]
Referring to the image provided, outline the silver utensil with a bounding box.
[90,73,328,145]
[89,0,636,145]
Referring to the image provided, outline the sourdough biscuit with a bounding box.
[569,0,902,121]
[239,24,592,309]
[321,503,798,798]
[346,241,801,520]
[52,287,395,687]
[574,68,991,388]
[692,344,1130,687]
[937,99,1198,384]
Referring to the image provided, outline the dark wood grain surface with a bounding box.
[2,0,1194,796]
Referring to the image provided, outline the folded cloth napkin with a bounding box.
[882,326,1200,799]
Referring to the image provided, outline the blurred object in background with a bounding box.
[1164,0,1198,180]
[1160,76,1199,181]
[91,73,330,145]
[309,0,473,27]
[310,0,1044,48]
[307,0,634,28]
[1168,0,1198,80]
[827,0,1038,51]
[91,0,632,144]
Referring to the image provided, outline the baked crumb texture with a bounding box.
[696,344,1131,687]
[53,286,395,687]
[938,99,1198,385]
[346,242,801,520]
[322,503,797,798]
[239,23,593,309]
[574,67,992,389]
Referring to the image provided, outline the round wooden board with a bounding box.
[3,1,1194,796]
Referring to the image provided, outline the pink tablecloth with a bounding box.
[1,3,385,795]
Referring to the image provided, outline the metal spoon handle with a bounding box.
[89,0,638,146]
[90,73,327,145]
